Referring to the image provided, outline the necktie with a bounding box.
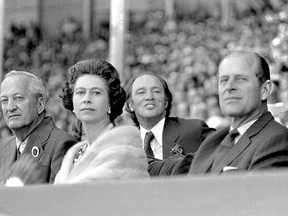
[211,128,239,170]
[144,131,155,157]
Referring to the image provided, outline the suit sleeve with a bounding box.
[49,135,77,183]
[179,119,216,155]
[148,153,194,176]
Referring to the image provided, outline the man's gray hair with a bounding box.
[5,70,48,102]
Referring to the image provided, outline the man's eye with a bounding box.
[237,77,247,81]
[14,96,24,101]
[153,89,161,94]
[136,91,145,95]
[1,98,8,104]
[220,79,228,84]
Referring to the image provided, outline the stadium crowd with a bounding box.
[0,1,287,138]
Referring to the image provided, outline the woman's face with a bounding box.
[73,74,110,124]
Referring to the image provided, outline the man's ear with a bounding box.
[164,97,169,109]
[37,97,45,114]
[261,80,273,101]
[128,103,134,112]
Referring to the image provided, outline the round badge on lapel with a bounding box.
[31,146,40,157]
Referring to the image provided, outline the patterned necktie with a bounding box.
[211,128,240,170]
[144,131,155,157]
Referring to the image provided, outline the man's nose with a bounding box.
[7,100,17,111]
[225,78,236,90]
[145,90,154,100]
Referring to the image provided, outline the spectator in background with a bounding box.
[125,72,215,161]
[0,71,77,186]
[2,6,286,138]
[54,59,149,184]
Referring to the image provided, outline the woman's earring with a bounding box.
[108,108,111,114]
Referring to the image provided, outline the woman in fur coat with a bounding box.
[54,59,149,184]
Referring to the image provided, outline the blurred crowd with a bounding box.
[1,1,288,138]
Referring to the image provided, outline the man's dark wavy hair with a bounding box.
[124,72,173,127]
[60,59,126,122]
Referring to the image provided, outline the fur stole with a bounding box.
[54,125,149,184]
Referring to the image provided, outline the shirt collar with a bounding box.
[15,137,28,149]
[232,119,258,143]
[140,117,166,147]
[233,119,257,136]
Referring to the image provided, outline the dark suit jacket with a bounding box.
[189,111,288,174]
[0,116,77,184]
[161,117,215,159]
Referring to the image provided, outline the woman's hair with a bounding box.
[61,59,126,122]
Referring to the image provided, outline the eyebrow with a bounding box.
[74,86,104,91]
[0,92,24,97]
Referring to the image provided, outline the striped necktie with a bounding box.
[211,128,240,170]
[144,131,155,157]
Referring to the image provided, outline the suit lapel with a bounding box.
[212,112,273,173]
[189,127,230,174]
[22,117,54,160]
[162,118,180,158]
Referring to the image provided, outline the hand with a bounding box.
[8,154,43,185]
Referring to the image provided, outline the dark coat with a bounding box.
[149,112,288,176]
[0,116,77,184]
[189,111,288,174]
[161,117,215,159]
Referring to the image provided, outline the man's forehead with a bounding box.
[219,55,258,76]
[1,76,30,94]
[132,75,163,88]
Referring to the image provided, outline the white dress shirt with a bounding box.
[233,119,257,144]
[16,137,28,155]
[140,117,165,160]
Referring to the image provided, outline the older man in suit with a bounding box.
[0,70,77,185]
[125,72,215,161]
[149,51,288,176]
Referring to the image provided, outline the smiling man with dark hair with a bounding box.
[125,72,215,163]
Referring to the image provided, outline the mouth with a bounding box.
[8,114,21,119]
[144,103,156,109]
[224,97,241,102]
[80,108,95,111]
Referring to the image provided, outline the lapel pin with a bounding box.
[171,143,184,155]
[31,146,40,158]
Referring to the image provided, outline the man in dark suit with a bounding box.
[125,72,215,160]
[149,50,288,176]
[0,70,77,185]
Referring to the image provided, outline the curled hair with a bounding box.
[60,59,126,122]
[124,72,173,127]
